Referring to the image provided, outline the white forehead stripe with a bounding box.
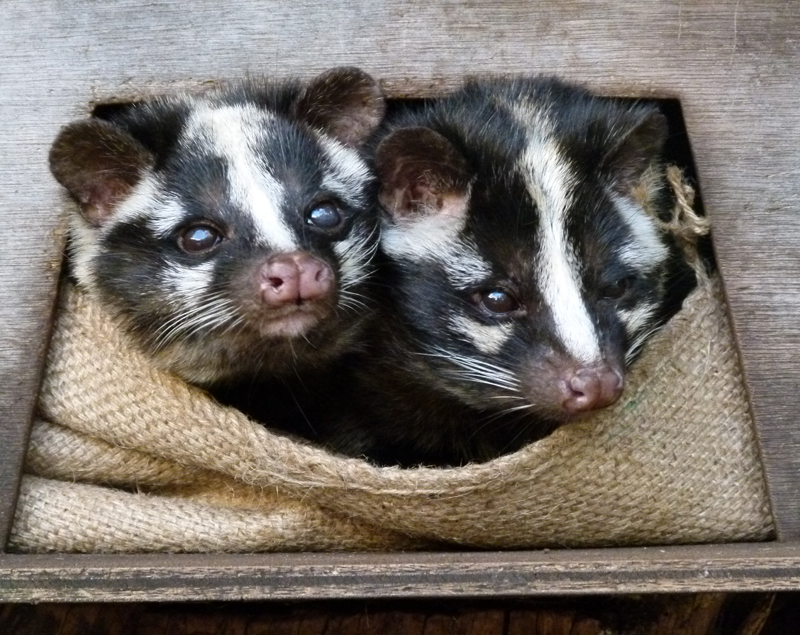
[381,211,492,289]
[148,197,189,236]
[186,104,296,251]
[519,135,602,364]
[105,173,162,229]
[612,196,669,272]
[444,247,493,289]
[381,211,465,262]
[319,136,371,206]
[450,315,514,355]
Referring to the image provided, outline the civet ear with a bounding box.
[375,127,472,222]
[49,119,153,226]
[293,67,386,148]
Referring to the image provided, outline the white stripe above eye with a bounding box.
[185,104,297,251]
[444,245,494,289]
[612,195,669,272]
[319,136,371,206]
[381,210,492,290]
[148,197,190,236]
[518,133,602,364]
[380,210,468,263]
[105,173,162,229]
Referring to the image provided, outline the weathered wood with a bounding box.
[0,595,781,635]
[1,0,800,587]
[737,594,776,635]
[1,543,800,602]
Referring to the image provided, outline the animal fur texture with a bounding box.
[49,68,385,386]
[306,77,694,466]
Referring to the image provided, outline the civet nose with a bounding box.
[559,364,624,415]
[260,252,334,306]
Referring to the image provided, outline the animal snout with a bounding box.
[559,364,624,415]
[260,252,333,306]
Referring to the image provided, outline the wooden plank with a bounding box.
[2,543,800,602]
[1,0,799,554]
[0,595,776,635]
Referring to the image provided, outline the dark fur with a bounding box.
[50,68,385,386]
[288,77,694,466]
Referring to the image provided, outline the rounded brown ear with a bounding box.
[293,67,386,148]
[602,109,668,190]
[375,127,472,220]
[49,119,153,226]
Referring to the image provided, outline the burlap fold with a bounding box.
[10,266,774,552]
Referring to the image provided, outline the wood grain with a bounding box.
[1,544,800,602]
[1,0,799,588]
[0,595,777,635]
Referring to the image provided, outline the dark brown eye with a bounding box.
[179,224,222,253]
[479,289,520,315]
[306,201,342,229]
[601,276,635,300]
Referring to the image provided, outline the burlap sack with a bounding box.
[11,262,774,552]
[14,419,425,552]
[10,167,775,552]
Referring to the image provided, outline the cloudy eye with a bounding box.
[179,224,223,254]
[306,201,342,229]
[478,289,520,316]
[601,276,635,300]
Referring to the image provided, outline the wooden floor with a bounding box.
[0,593,793,634]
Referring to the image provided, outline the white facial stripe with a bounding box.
[104,173,163,229]
[319,136,371,205]
[519,135,602,364]
[450,315,515,355]
[618,303,657,337]
[382,211,492,290]
[161,261,215,306]
[381,210,468,262]
[186,105,296,251]
[68,215,102,291]
[73,174,166,292]
[148,197,189,236]
[612,196,669,272]
[444,246,493,289]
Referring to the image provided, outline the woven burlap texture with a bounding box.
[15,419,425,552]
[10,266,774,552]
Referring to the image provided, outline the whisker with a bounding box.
[152,293,240,350]
[625,323,663,364]
[417,348,520,389]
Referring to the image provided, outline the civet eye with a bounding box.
[179,224,223,253]
[479,289,520,315]
[306,201,342,229]
[601,276,635,300]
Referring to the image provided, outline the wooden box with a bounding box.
[2,0,800,601]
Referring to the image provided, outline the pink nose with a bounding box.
[260,252,333,306]
[560,365,624,415]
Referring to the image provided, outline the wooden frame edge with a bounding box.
[2,543,799,602]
